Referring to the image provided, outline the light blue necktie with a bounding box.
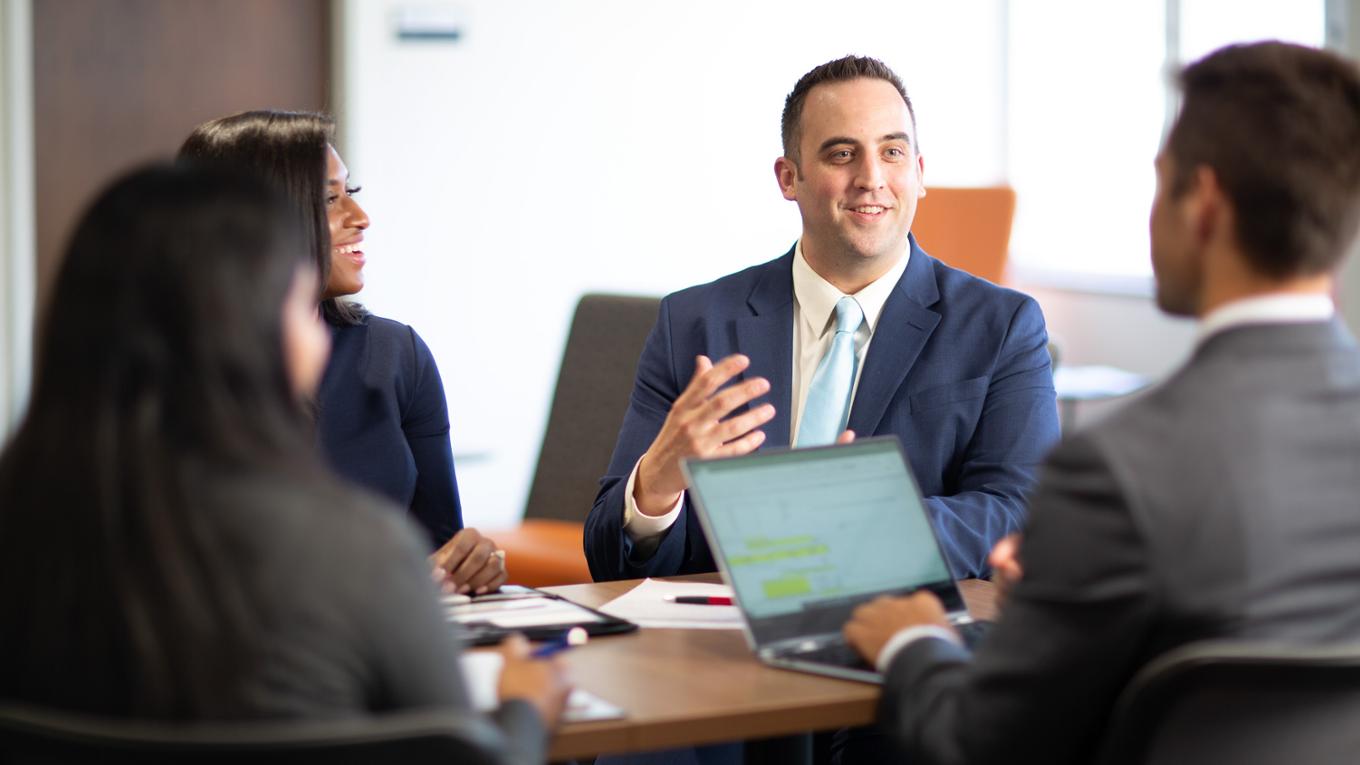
[796,296,864,447]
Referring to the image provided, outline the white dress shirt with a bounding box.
[871,289,1338,671]
[1196,292,1335,345]
[622,240,912,541]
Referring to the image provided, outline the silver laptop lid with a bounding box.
[683,437,967,648]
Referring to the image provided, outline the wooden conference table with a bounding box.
[536,573,998,761]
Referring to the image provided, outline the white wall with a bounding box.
[0,0,35,441]
[1335,0,1360,337]
[336,0,1009,529]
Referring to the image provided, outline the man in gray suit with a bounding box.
[840,41,1360,764]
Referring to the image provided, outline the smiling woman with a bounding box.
[322,145,368,297]
[178,110,508,596]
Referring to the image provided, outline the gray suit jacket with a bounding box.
[880,319,1360,765]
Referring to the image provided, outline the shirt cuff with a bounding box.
[875,625,963,674]
[622,455,684,543]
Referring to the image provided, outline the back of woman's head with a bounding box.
[179,110,360,325]
[34,163,310,452]
[0,163,319,717]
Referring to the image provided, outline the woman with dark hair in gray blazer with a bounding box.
[0,165,565,761]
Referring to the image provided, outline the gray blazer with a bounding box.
[213,476,548,765]
[3,471,547,765]
[879,319,1360,765]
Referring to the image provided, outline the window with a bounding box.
[1007,0,1327,286]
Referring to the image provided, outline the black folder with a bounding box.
[444,585,638,646]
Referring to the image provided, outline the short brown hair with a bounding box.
[781,55,917,163]
[1166,42,1360,278]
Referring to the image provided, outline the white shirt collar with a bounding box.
[1197,293,1335,344]
[792,239,910,339]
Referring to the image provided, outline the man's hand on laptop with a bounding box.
[844,592,955,667]
[988,533,1023,605]
[634,354,776,516]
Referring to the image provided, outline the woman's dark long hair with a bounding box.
[178,109,365,326]
[0,164,323,717]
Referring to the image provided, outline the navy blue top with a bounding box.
[316,314,463,548]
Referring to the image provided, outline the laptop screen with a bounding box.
[684,437,962,642]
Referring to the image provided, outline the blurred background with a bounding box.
[3,0,1359,530]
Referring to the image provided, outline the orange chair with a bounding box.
[489,294,661,587]
[485,519,591,588]
[910,186,1016,284]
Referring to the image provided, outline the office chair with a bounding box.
[1095,640,1360,765]
[909,186,1016,284]
[492,293,662,587]
[0,704,515,764]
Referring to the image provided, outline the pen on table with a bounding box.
[664,595,734,606]
[530,626,589,658]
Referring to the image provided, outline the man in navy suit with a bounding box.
[584,55,1059,583]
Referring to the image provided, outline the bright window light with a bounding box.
[1008,0,1326,285]
[1178,0,1325,64]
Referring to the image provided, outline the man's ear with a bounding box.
[775,156,799,201]
[1189,165,1225,245]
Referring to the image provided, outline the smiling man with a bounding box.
[584,55,1060,583]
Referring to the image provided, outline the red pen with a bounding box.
[666,595,733,606]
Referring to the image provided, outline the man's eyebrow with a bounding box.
[817,136,860,153]
[817,132,913,153]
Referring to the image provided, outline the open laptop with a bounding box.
[681,436,989,684]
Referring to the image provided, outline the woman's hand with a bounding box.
[430,527,508,595]
[496,635,572,728]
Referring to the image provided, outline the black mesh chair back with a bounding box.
[0,704,509,765]
[1096,640,1360,765]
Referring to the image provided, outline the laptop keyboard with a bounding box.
[958,619,992,648]
[788,641,874,672]
[786,619,993,671]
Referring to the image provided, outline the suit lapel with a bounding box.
[735,251,795,447]
[847,237,941,437]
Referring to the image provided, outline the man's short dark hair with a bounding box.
[781,55,917,164]
[1167,42,1360,278]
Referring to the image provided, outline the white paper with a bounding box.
[446,598,605,628]
[597,578,743,630]
[480,605,604,629]
[461,652,505,712]
[460,652,625,722]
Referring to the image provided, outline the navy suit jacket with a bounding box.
[584,237,1060,580]
[316,315,463,549]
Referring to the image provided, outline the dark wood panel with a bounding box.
[33,0,330,305]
